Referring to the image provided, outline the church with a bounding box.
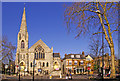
[15,7,62,76]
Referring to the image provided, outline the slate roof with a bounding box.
[63,54,86,60]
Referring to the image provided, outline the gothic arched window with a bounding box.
[43,62,45,67]
[46,62,49,67]
[21,40,25,48]
[35,53,36,59]
[19,33,21,40]
[34,45,45,59]
[31,62,32,67]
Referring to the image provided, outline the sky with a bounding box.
[2,2,119,59]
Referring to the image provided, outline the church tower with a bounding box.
[15,6,29,73]
[17,7,28,52]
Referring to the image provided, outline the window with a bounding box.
[39,52,40,58]
[43,62,45,67]
[80,60,83,65]
[31,62,32,67]
[68,68,72,73]
[41,53,42,58]
[21,40,25,48]
[67,61,68,65]
[39,62,41,67]
[87,58,90,61]
[69,61,72,65]
[46,62,49,67]
[35,53,36,59]
[43,53,45,58]
[37,53,38,59]
[87,64,91,66]
[19,33,21,40]
[76,55,80,58]
[34,45,45,59]
[71,55,74,58]
[74,61,77,65]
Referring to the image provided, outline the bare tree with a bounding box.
[89,35,109,73]
[0,36,16,64]
[64,2,119,78]
[89,35,109,57]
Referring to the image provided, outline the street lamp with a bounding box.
[33,54,36,81]
[9,59,11,75]
[18,52,20,81]
[19,65,21,81]
[96,9,104,80]
[5,64,8,79]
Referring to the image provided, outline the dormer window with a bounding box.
[76,55,80,58]
[71,55,74,58]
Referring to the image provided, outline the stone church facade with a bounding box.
[15,7,62,76]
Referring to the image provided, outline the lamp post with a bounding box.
[9,59,11,75]
[5,64,8,79]
[18,52,20,81]
[19,65,21,81]
[11,64,12,75]
[96,9,104,80]
[33,54,35,81]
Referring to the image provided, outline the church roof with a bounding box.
[28,39,51,53]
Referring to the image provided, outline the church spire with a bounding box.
[20,6,27,32]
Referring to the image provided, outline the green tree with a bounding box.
[64,2,119,78]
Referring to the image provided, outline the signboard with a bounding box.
[88,67,90,70]
[56,68,59,70]
[38,69,42,72]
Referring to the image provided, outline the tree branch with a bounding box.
[93,32,103,35]
[111,29,118,34]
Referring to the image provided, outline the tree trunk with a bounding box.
[110,44,116,78]
[96,9,116,78]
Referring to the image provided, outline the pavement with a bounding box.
[1,74,120,80]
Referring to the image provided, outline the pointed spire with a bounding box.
[20,6,27,32]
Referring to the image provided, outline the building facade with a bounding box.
[63,52,94,75]
[15,7,62,76]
